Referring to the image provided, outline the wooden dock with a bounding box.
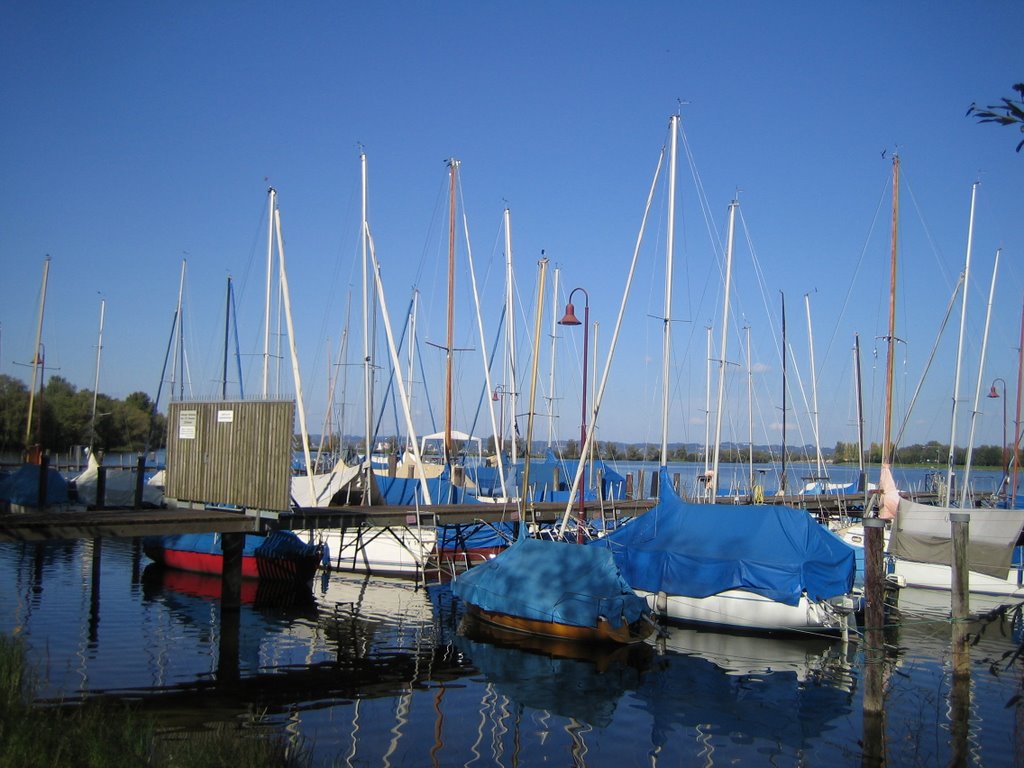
[0,488,915,544]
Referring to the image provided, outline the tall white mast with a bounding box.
[960,248,1001,506]
[504,206,519,465]
[660,114,678,468]
[405,289,419,453]
[274,205,316,502]
[462,186,508,497]
[89,297,106,450]
[710,199,738,502]
[263,187,276,398]
[746,325,753,493]
[171,259,187,401]
[547,265,560,448]
[360,152,374,484]
[704,326,712,478]
[805,292,826,481]
[945,181,979,505]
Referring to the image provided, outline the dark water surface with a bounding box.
[1,537,1022,766]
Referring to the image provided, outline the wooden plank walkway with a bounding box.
[1,488,930,543]
[0,506,258,542]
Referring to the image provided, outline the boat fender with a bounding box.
[321,542,332,568]
[655,590,668,614]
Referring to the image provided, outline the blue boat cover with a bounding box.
[595,470,856,606]
[0,463,70,506]
[527,449,628,502]
[372,467,480,506]
[452,527,650,630]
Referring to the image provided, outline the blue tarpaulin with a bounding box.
[0,463,70,507]
[595,470,856,606]
[452,528,650,630]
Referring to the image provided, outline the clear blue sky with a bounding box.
[2,2,1022,456]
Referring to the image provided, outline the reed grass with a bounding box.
[0,634,311,767]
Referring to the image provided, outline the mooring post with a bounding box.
[38,453,49,508]
[134,454,146,509]
[949,509,972,765]
[95,466,107,510]
[220,532,244,612]
[863,518,887,712]
[862,516,887,765]
[950,511,971,677]
[649,470,660,499]
[625,473,634,500]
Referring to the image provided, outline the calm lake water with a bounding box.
[2,462,1022,765]
[2,533,1022,766]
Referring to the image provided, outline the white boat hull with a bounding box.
[298,525,436,575]
[640,588,847,634]
[837,522,1024,599]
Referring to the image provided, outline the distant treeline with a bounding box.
[0,374,166,456]
[540,438,1007,468]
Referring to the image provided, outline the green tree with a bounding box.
[968,83,1024,152]
[42,376,90,451]
[0,375,29,453]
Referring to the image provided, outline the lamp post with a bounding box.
[558,287,589,543]
[492,384,509,454]
[988,377,1008,492]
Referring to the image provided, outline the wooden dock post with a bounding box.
[862,516,887,765]
[95,466,106,510]
[219,532,243,612]
[625,473,634,500]
[949,509,972,764]
[950,511,970,678]
[37,453,49,508]
[133,455,146,509]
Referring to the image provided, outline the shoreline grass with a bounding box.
[0,634,311,767]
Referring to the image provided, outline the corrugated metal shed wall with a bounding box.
[165,400,294,511]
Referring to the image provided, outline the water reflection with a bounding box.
[635,626,857,758]
[456,616,653,727]
[1,540,1021,766]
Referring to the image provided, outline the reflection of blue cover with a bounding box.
[454,633,644,727]
[452,528,649,630]
[0,463,70,506]
[596,469,856,606]
[636,647,852,751]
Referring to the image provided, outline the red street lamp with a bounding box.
[492,384,509,454]
[559,287,589,543]
[988,378,1008,493]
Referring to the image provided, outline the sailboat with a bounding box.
[835,156,1024,602]
[453,257,655,645]
[0,257,75,513]
[592,115,858,633]
[144,201,325,584]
